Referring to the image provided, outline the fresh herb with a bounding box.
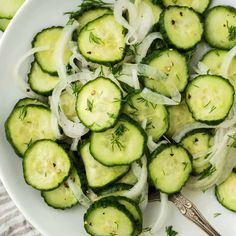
[227,21,236,41]
[107,112,116,119]
[80,0,111,10]
[146,120,155,131]
[111,124,128,151]
[71,82,81,96]
[110,65,123,77]
[98,66,105,76]
[86,99,94,112]
[19,106,28,120]
[198,166,216,180]
[24,138,33,149]
[182,162,188,171]
[209,105,216,113]
[204,100,211,108]
[67,18,75,25]
[171,0,178,4]
[214,212,222,218]
[166,226,178,236]
[89,32,104,45]
[136,97,157,109]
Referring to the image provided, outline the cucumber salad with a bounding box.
[4,0,236,235]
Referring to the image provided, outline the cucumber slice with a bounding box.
[162,0,211,14]
[215,172,236,212]
[180,130,212,175]
[42,167,81,209]
[80,142,129,189]
[76,8,111,32]
[149,144,192,194]
[0,0,24,19]
[100,196,142,236]
[78,14,126,64]
[5,105,60,156]
[186,75,234,125]
[160,6,203,50]
[167,101,195,137]
[33,27,72,75]
[0,18,10,31]
[117,169,138,185]
[123,91,169,141]
[204,6,236,50]
[201,49,236,92]
[90,116,147,166]
[76,77,122,131]
[84,200,135,236]
[23,140,71,191]
[14,97,47,108]
[143,49,189,97]
[28,61,60,96]
[96,183,132,197]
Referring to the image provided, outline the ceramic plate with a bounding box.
[0,0,235,235]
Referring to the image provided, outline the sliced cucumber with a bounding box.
[123,91,168,141]
[75,8,111,32]
[96,183,132,197]
[160,6,203,50]
[90,116,147,166]
[117,169,138,186]
[5,105,60,156]
[0,18,10,32]
[186,75,234,125]
[80,142,129,189]
[204,6,236,50]
[99,196,142,236]
[84,199,135,236]
[78,14,126,64]
[162,0,211,14]
[0,0,24,19]
[201,49,236,92]
[33,27,72,75]
[180,130,212,175]
[23,140,71,191]
[149,144,192,194]
[42,167,81,209]
[167,101,195,137]
[14,97,47,108]
[215,172,236,212]
[28,61,60,96]
[76,77,122,131]
[143,49,189,97]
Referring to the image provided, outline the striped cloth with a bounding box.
[0,181,40,236]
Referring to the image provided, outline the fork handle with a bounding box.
[170,193,221,236]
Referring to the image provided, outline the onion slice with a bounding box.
[221,45,236,79]
[14,46,49,100]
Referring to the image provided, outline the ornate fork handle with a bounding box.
[169,193,221,236]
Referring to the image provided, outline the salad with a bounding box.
[3,0,236,235]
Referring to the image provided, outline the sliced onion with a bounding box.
[149,193,169,234]
[71,137,80,151]
[147,137,168,153]
[139,184,149,212]
[131,69,140,89]
[54,21,79,80]
[14,46,49,100]
[136,32,163,63]
[114,0,137,45]
[50,72,89,138]
[67,178,91,208]
[117,74,135,88]
[122,155,148,200]
[194,62,210,75]
[140,88,180,106]
[221,45,236,79]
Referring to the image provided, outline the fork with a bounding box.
[148,190,221,236]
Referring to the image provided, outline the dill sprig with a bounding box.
[19,106,28,120]
[86,99,94,112]
[227,21,236,41]
[89,32,104,45]
[165,226,178,236]
[198,166,216,180]
[111,124,128,151]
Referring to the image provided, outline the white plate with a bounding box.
[0,0,235,235]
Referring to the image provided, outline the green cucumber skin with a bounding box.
[159,6,203,51]
[149,143,192,194]
[90,115,147,167]
[204,6,236,50]
[98,196,143,236]
[84,199,136,236]
[77,14,127,66]
[32,26,63,76]
[79,140,130,190]
[76,77,123,132]
[94,183,133,196]
[23,139,72,191]
[185,75,235,125]
[5,104,52,157]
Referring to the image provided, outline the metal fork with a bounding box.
[148,190,221,236]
